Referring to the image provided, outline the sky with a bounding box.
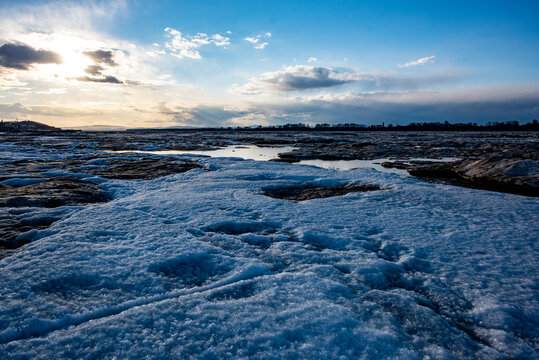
[0,0,538,128]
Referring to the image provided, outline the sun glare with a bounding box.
[23,33,100,79]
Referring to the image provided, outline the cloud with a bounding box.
[244,37,259,44]
[3,85,537,127]
[71,75,123,84]
[244,32,271,49]
[0,1,163,87]
[0,1,127,40]
[164,27,230,60]
[84,64,105,76]
[154,101,252,127]
[248,86,539,125]
[157,86,539,127]
[83,49,118,66]
[232,65,360,94]
[233,64,459,95]
[0,42,62,70]
[308,57,318,63]
[399,55,435,68]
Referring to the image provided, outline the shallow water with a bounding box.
[116,145,294,161]
[299,157,460,173]
[116,146,459,174]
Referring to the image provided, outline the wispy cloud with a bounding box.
[399,55,435,68]
[244,32,272,50]
[164,27,230,60]
[307,57,318,63]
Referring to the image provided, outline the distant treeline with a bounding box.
[146,120,539,132]
[224,120,539,132]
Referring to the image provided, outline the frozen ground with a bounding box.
[0,138,538,359]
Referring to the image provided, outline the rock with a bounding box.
[0,177,110,208]
[88,157,201,180]
[0,177,110,250]
[262,183,383,201]
[383,157,539,197]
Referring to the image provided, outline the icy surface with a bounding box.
[0,152,538,359]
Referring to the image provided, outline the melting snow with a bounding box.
[0,154,537,359]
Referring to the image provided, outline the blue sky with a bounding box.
[0,0,537,128]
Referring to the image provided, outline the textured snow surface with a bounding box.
[0,155,538,359]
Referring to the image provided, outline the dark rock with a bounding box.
[0,211,59,250]
[88,157,201,180]
[383,157,539,197]
[0,177,110,208]
[0,177,110,250]
[262,183,383,201]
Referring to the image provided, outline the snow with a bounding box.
[0,154,538,359]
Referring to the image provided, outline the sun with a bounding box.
[22,32,100,79]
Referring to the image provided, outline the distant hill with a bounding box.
[0,120,59,131]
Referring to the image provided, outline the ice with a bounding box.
[0,154,537,359]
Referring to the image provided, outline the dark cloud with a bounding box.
[84,64,105,76]
[233,65,459,95]
[71,75,123,84]
[260,66,351,91]
[80,50,141,85]
[0,42,62,70]
[82,50,118,66]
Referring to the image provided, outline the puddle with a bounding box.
[299,158,459,174]
[115,145,294,161]
[116,146,458,175]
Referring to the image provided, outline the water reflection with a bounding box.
[116,145,294,161]
[299,158,459,174]
[116,146,458,174]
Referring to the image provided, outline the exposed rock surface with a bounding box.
[0,177,110,208]
[88,157,201,180]
[262,183,383,201]
[382,156,539,196]
[0,177,110,250]
[0,153,201,252]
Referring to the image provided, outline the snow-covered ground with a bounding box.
[0,150,538,359]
